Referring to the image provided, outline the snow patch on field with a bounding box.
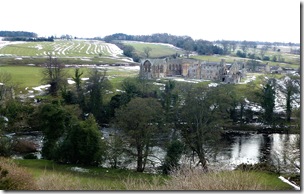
[208,83,218,87]
[81,58,92,61]
[35,45,43,50]
[0,40,26,49]
[86,43,91,54]
[122,40,182,50]
[70,167,89,173]
[32,84,50,91]
[239,75,256,84]
[105,43,123,56]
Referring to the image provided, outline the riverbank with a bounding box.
[223,123,300,135]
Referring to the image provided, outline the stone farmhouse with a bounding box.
[139,58,246,83]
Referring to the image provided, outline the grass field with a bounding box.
[13,159,292,190]
[0,65,139,91]
[0,40,299,70]
[122,41,186,58]
[192,54,299,70]
[14,159,165,190]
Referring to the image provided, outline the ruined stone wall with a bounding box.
[140,58,245,83]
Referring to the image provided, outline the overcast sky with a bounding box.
[0,0,300,43]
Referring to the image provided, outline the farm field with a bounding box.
[0,39,133,63]
[121,41,299,70]
[0,39,299,70]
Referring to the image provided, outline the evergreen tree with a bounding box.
[260,79,276,124]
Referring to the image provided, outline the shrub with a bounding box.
[162,140,184,174]
[56,115,106,166]
[0,157,37,190]
[263,56,270,61]
[236,50,246,58]
[0,137,12,157]
[23,153,38,159]
[235,162,277,173]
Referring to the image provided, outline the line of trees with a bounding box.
[0,31,37,38]
[3,37,54,42]
[0,31,54,41]
[102,33,300,59]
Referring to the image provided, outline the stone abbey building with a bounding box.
[139,58,246,83]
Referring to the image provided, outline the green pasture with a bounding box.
[0,56,133,66]
[191,55,240,63]
[122,41,185,58]
[0,65,139,91]
[192,53,299,69]
[0,65,43,88]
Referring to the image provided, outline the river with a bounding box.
[9,129,300,173]
[206,133,300,173]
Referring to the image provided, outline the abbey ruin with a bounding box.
[139,58,247,83]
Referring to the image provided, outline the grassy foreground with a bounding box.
[10,159,293,191]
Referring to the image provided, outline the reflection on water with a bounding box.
[210,133,300,172]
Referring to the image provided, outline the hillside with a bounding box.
[0,39,134,64]
[122,40,187,58]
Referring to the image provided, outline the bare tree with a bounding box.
[42,54,66,96]
[143,47,152,58]
[221,41,231,55]
[0,72,14,102]
[260,46,268,59]
[231,42,237,52]
[179,86,230,171]
[240,41,249,52]
[85,68,112,123]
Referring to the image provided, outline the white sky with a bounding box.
[0,0,300,43]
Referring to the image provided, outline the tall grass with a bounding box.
[0,157,38,190]
[162,168,265,190]
[123,167,292,191]
[36,171,114,190]
[14,159,292,191]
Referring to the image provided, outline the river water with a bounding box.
[9,130,300,173]
[206,133,300,172]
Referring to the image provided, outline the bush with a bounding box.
[235,162,277,173]
[56,115,106,166]
[0,137,13,157]
[263,56,270,61]
[162,140,184,174]
[236,50,246,58]
[0,157,37,190]
[23,153,38,159]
